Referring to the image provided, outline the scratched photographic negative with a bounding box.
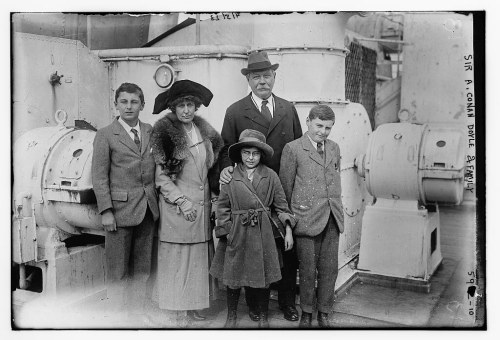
[10,10,485,330]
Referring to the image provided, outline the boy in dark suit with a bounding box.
[279,105,344,328]
[92,83,159,323]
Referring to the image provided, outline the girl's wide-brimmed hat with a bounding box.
[228,129,274,164]
[152,79,213,114]
[241,51,279,76]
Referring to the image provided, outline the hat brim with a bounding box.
[152,80,213,115]
[241,63,279,76]
[228,140,274,164]
[152,90,170,115]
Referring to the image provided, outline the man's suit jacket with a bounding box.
[220,93,302,174]
[279,134,344,237]
[92,118,160,227]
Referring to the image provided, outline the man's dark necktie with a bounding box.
[131,128,141,151]
[317,142,324,159]
[261,100,272,123]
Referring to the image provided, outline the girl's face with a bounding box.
[175,100,197,124]
[240,146,261,170]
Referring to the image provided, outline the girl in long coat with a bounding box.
[151,80,223,325]
[210,129,296,328]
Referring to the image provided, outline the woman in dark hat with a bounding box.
[150,80,223,326]
[209,129,296,328]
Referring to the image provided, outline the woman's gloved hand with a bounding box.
[177,197,197,222]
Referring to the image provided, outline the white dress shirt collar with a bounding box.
[118,117,141,139]
[306,132,324,151]
[251,92,274,117]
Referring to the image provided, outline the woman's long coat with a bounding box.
[151,113,223,243]
[210,163,296,288]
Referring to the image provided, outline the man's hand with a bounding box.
[178,198,198,222]
[284,226,294,251]
[219,166,234,185]
[102,210,117,232]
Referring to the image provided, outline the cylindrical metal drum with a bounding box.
[14,126,101,235]
[252,12,352,103]
[361,123,465,204]
[364,123,423,201]
[418,125,465,204]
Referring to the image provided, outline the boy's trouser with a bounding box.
[295,214,339,314]
[105,208,155,313]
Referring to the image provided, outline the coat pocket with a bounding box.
[111,191,128,202]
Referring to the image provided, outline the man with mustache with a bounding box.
[279,105,344,328]
[219,51,303,323]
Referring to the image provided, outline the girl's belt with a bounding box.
[231,207,269,227]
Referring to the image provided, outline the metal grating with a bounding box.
[345,42,377,129]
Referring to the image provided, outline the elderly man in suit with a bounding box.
[219,51,303,322]
[92,82,160,324]
[279,105,344,328]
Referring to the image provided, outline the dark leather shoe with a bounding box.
[279,305,299,321]
[299,312,312,328]
[258,312,269,328]
[317,312,331,328]
[187,310,207,321]
[224,310,238,328]
[249,308,260,322]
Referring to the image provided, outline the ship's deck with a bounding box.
[13,202,483,329]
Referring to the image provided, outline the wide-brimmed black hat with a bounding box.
[152,79,213,115]
[228,129,274,164]
[241,51,279,76]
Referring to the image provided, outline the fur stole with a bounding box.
[151,112,223,194]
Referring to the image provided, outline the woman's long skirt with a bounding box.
[157,241,210,311]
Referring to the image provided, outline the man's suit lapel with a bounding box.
[267,95,286,135]
[301,134,324,167]
[325,139,335,168]
[242,93,270,130]
[112,119,140,155]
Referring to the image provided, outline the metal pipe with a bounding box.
[376,74,393,81]
[195,14,201,45]
[100,53,249,62]
[19,264,28,290]
[292,100,351,105]
[250,46,349,54]
[94,45,249,59]
[354,37,409,45]
[381,15,404,26]
[86,16,92,50]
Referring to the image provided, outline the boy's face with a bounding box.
[115,91,144,126]
[306,117,334,143]
[240,146,261,170]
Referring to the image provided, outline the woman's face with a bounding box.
[175,100,197,124]
[240,147,261,170]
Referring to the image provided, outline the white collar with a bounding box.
[251,92,274,109]
[118,117,141,140]
[118,116,140,131]
[306,133,324,150]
